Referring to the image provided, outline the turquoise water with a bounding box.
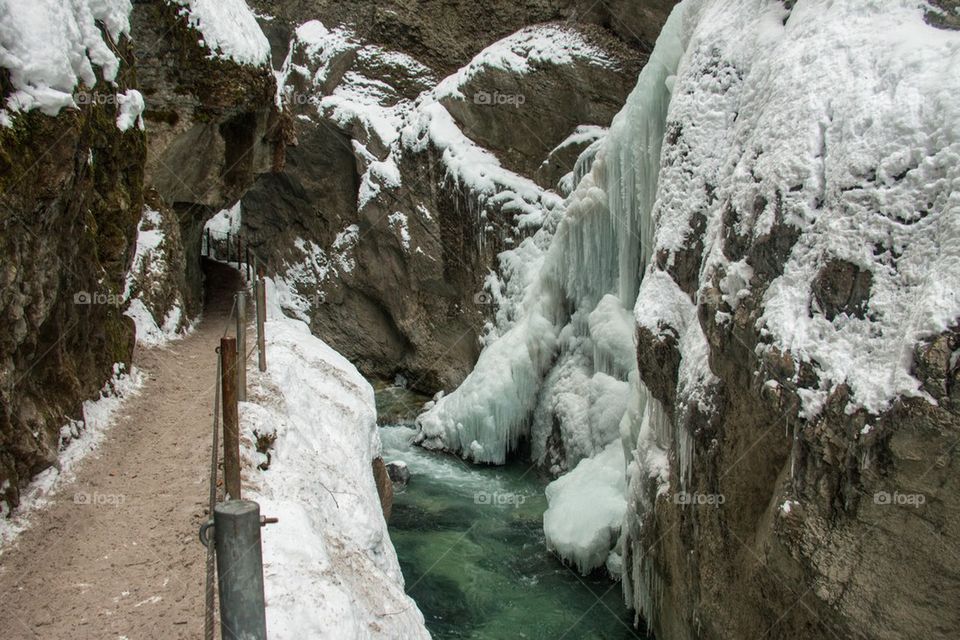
[380,423,648,640]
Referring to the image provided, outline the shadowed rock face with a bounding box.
[0,45,144,511]
[130,0,280,310]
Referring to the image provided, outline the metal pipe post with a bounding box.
[213,500,267,640]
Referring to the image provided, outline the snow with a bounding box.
[399,101,563,226]
[388,212,411,250]
[239,278,428,639]
[0,364,143,549]
[543,441,627,575]
[435,25,618,100]
[281,19,432,181]
[115,89,144,131]
[0,0,131,123]
[271,226,362,322]
[204,201,242,236]
[171,0,270,66]
[124,206,192,347]
[659,0,960,418]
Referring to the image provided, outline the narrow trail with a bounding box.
[0,261,243,640]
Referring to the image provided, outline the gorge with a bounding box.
[1,1,958,639]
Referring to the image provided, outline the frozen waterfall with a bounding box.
[415,1,691,575]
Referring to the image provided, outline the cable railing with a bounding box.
[199,238,275,640]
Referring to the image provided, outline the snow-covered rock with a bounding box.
[0,0,132,123]
[171,0,270,66]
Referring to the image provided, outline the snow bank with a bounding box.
[435,24,617,100]
[238,279,428,639]
[124,206,192,347]
[0,0,132,123]
[543,441,627,575]
[172,0,270,66]
[0,365,143,548]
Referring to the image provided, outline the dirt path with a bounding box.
[0,261,243,639]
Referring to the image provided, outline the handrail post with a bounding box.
[220,337,241,499]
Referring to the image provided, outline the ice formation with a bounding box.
[543,441,627,574]
[416,0,686,470]
[415,0,689,575]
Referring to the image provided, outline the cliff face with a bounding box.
[622,1,960,638]
[0,31,145,513]
[0,2,278,513]
[130,0,279,310]
[239,1,665,390]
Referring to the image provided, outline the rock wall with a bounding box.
[240,4,659,391]
[0,42,144,512]
[130,0,280,311]
[621,2,960,638]
[1,2,279,513]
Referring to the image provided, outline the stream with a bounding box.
[373,382,647,640]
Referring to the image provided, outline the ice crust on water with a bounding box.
[543,441,627,575]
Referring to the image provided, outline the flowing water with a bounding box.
[374,383,647,640]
